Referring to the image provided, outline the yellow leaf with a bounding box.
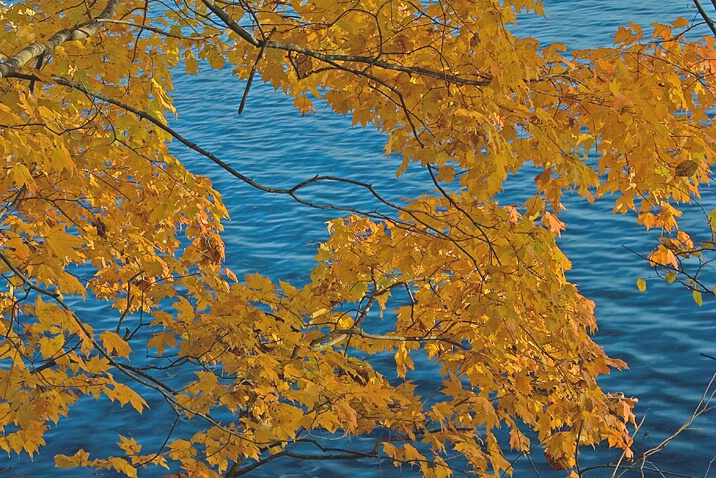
[100,331,132,358]
[38,335,65,359]
[693,289,703,307]
[108,456,138,478]
[671,16,689,28]
[293,96,316,116]
[55,449,91,467]
[118,435,142,455]
[708,209,716,232]
[105,383,148,413]
[9,163,34,189]
[509,428,530,452]
[402,443,424,463]
[636,278,646,292]
[436,165,456,183]
[45,229,85,262]
[147,331,176,356]
[542,211,566,235]
[425,343,439,359]
[336,314,354,329]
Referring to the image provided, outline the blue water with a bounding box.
[6,1,716,476]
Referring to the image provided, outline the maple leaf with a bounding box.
[2,0,714,476]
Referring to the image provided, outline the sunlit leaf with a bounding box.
[636,278,647,292]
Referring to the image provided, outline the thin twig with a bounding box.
[611,415,646,478]
[238,27,276,115]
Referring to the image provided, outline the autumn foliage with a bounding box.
[0,0,714,476]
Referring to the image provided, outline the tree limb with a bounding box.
[0,0,119,79]
[693,0,716,37]
[201,0,492,88]
[238,27,276,115]
[94,18,216,40]
[310,325,468,352]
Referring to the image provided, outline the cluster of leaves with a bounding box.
[0,0,714,476]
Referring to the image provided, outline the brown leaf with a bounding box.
[675,159,699,177]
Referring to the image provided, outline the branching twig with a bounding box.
[579,372,716,477]
[238,27,276,115]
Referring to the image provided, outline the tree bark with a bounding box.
[0,0,118,79]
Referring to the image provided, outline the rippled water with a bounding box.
[7,1,716,476]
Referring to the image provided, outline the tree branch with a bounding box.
[310,325,468,352]
[227,439,382,477]
[94,18,216,40]
[29,74,476,253]
[693,0,716,37]
[201,0,492,88]
[238,27,276,115]
[0,0,119,79]
[7,72,495,288]
[263,39,492,87]
[202,0,258,46]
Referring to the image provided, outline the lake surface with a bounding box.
[7,1,716,476]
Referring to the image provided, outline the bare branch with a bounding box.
[693,0,716,37]
[238,27,276,115]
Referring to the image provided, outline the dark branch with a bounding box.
[693,0,716,36]
[238,27,276,115]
